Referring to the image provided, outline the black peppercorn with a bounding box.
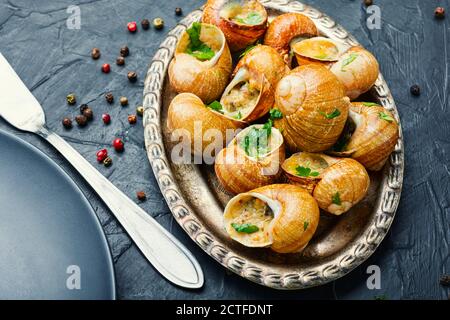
[79,104,89,113]
[153,17,164,30]
[127,71,138,83]
[62,117,72,129]
[440,275,450,286]
[175,7,182,16]
[103,156,113,167]
[410,84,421,96]
[364,0,373,6]
[116,56,125,66]
[141,19,150,30]
[136,191,147,201]
[435,7,446,19]
[105,92,114,104]
[128,114,137,124]
[91,47,101,59]
[120,46,129,57]
[66,93,76,105]
[75,114,88,127]
[120,96,128,106]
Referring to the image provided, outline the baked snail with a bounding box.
[167,93,245,157]
[282,152,370,215]
[223,184,320,253]
[219,45,288,121]
[215,124,285,194]
[203,0,268,52]
[292,36,348,67]
[331,102,399,171]
[264,12,319,65]
[274,64,350,153]
[168,22,232,103]
[330,46,379,100]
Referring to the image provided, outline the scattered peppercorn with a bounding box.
[128,114,137,124]
[175,7,182,16]
[82,107,94,121]
[435,7,446,19]
[62,117,72,129]
[127,71,138,83]
[364,0,373,6]
[66,93,76,105]
[102,63,111,73]
[127,21,137,33]
[102,113,111,125]
[116,56,125,66]
[105,92,114,104]
[120,96,128,106]
[103,156,113,167]
[136,191,147,201]
[136,106,144,117]
[75,114,88,127]
[79,104,89,113]
[440,275,450,286]
[153,17,164,30]
[120,46,129,57]
[91,47,101,59]
[96,149,108,162]
[141,18,150,30]
[113,138,124,152]
[410,84,421,96]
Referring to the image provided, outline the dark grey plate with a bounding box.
[0,129,115,299]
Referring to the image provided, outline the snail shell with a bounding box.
[292,36,349,67]
[274,64,350,153]
[331,102,399,171]
[220,45,288,121]
[223,184,320,253]
[264,13,319,65]
[330,46,379,100]
[202,0,268,52]
[167,93,246,157]
[215,124,285,194]
[168,23,232,103]
[282,152,370,215]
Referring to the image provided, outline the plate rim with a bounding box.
[142,0,404,290]
[0,128,117,299]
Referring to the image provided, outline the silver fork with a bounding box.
[0,53,203,289]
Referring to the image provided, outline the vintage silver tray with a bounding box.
[143,0,404,289]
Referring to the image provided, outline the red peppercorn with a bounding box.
[102,63,111,73]
[127,21,137,32]
[113,138,124,152]
[102,113,111,124]
[96,149,108,162]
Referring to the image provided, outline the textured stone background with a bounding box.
[0,0,449,299]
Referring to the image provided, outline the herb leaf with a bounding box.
[320,108,341,119]
[341,53,358,71]
[379,112,394,123]
[361,102,379,107]
[303,221,309,231]
[231,223,259,234]
[332,192,341,205]
[239,43,257,58]
[269,108,283,120]
[186,22,215,61]
[235,12,263,25]
[207,100,223,112]
[241,120,273,157]
[295,166,320,177]
[233,111,242,120]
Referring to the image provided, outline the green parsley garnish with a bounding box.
[269,108,283,120]
[231,223,259,234]
[239,43,257,58]
[235,12,263,25]
[379,112,394,123]
[320,108,341,119]
[361,102,379,107]
[241,121,273,157]
[233,111,242,120]
[332,192,341,205]
[295,166,320,177]
[314,53,329,60]
[303,221,309,231]
[341,53,358,71]
[186,22,215,61]
[207,100,223,113]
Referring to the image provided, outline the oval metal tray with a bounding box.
[143,0,404,290]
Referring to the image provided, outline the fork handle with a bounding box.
[38,127,203,289]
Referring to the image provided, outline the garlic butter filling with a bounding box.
[220,1,265,26]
